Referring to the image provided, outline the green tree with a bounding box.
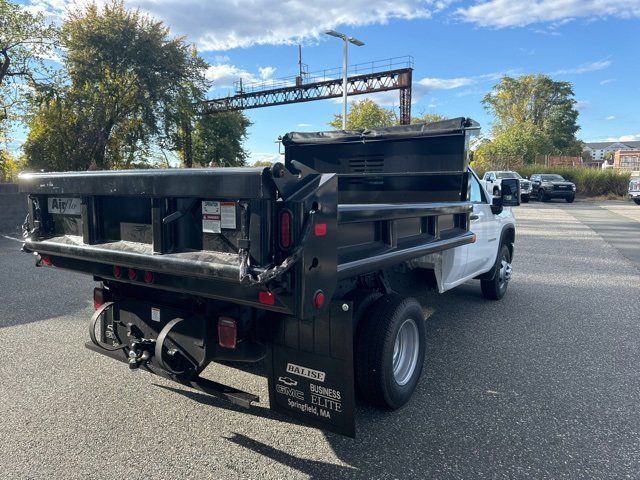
[411,113,447,124]
[482,74,581,155]
[192,111,251,167]
[25,1,209,171]
[0,148,24,181]
[474,122,554,167]
[0,0,56,139]
[253,159,276,167]
[330,98,397,130]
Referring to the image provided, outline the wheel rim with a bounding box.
[498,254,512,293]
[392,318,420,386]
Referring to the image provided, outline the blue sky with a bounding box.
[14,0,640,163]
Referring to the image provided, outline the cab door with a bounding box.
[463,172,500,277]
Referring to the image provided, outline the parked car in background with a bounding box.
[530,174,576,203]
[629,177,640,205]
[481,171,531,202]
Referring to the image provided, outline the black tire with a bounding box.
[565,195,575,203]
[481,244,512,300]
[538,189,549,202]
[634,198,640,205]
[344,288,383,329]
[355,294,426,409]
[521,195,530,203]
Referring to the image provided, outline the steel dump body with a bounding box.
[19,117,479,437]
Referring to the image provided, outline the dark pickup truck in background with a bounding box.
[19,118,519,437]
[530,173,576,203]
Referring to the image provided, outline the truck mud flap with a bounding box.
[267,301,355,437]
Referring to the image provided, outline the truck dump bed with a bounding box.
[20,117,478,318]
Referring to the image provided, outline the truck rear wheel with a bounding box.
[355,294,426,409]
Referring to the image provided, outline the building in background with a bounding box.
[583,141,640,165]
[613,150,640,171]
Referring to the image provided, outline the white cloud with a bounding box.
[248,152,282,165]
[591,133,640,142]
[605,115,616,121]
[205,64,259,87]
[258,66,277,80]
[418,77,475,90]
[30,0,444,51]
[205,63,277,88]
[552,60,611,75]
[575,100,590,111]
[457,0,640,28]
[600,79,616,85]
[616,134,640,142]
[414,69,518,96]
[296,123,313,127]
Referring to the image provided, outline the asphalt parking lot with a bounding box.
[1,201,639,479]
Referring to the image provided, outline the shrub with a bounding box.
[517,165,631,197]
[471,163,631,197]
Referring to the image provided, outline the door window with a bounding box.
[470,175,487,203]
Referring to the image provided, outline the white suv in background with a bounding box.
[481,170,531,203]
[629,177,640,205]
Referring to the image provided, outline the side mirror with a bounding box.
[501,178,521,207]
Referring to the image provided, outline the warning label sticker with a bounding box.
[202,201,221,233]
[220,201,237,229]
[202,200,236,233]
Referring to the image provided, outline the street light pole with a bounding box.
[325,30,365,130]
[342,38,348,130]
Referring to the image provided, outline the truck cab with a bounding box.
[417,167,516,299]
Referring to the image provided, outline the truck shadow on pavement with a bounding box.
[156,284,508,479]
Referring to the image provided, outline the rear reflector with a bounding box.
[127,268,137,280]
[40,255,52,266]
[93,287,105,310]
[218,317,237,349]
[113,265,122,278]
[143,271,154,283]
[258,291,275,305]
[279,210,292,249]
[314,290,325,309]
[314,223,327,237]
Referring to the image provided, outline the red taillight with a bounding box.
[218,317,237,349]
[258,291,275,305]
[113,265,122,278]
[143,271,154,283]
[314,223,327,237]
[314,290,325,309]
[93,287,105,310]
[279,210,292,249]
[40,255,52,266]
[127,268,137,280]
